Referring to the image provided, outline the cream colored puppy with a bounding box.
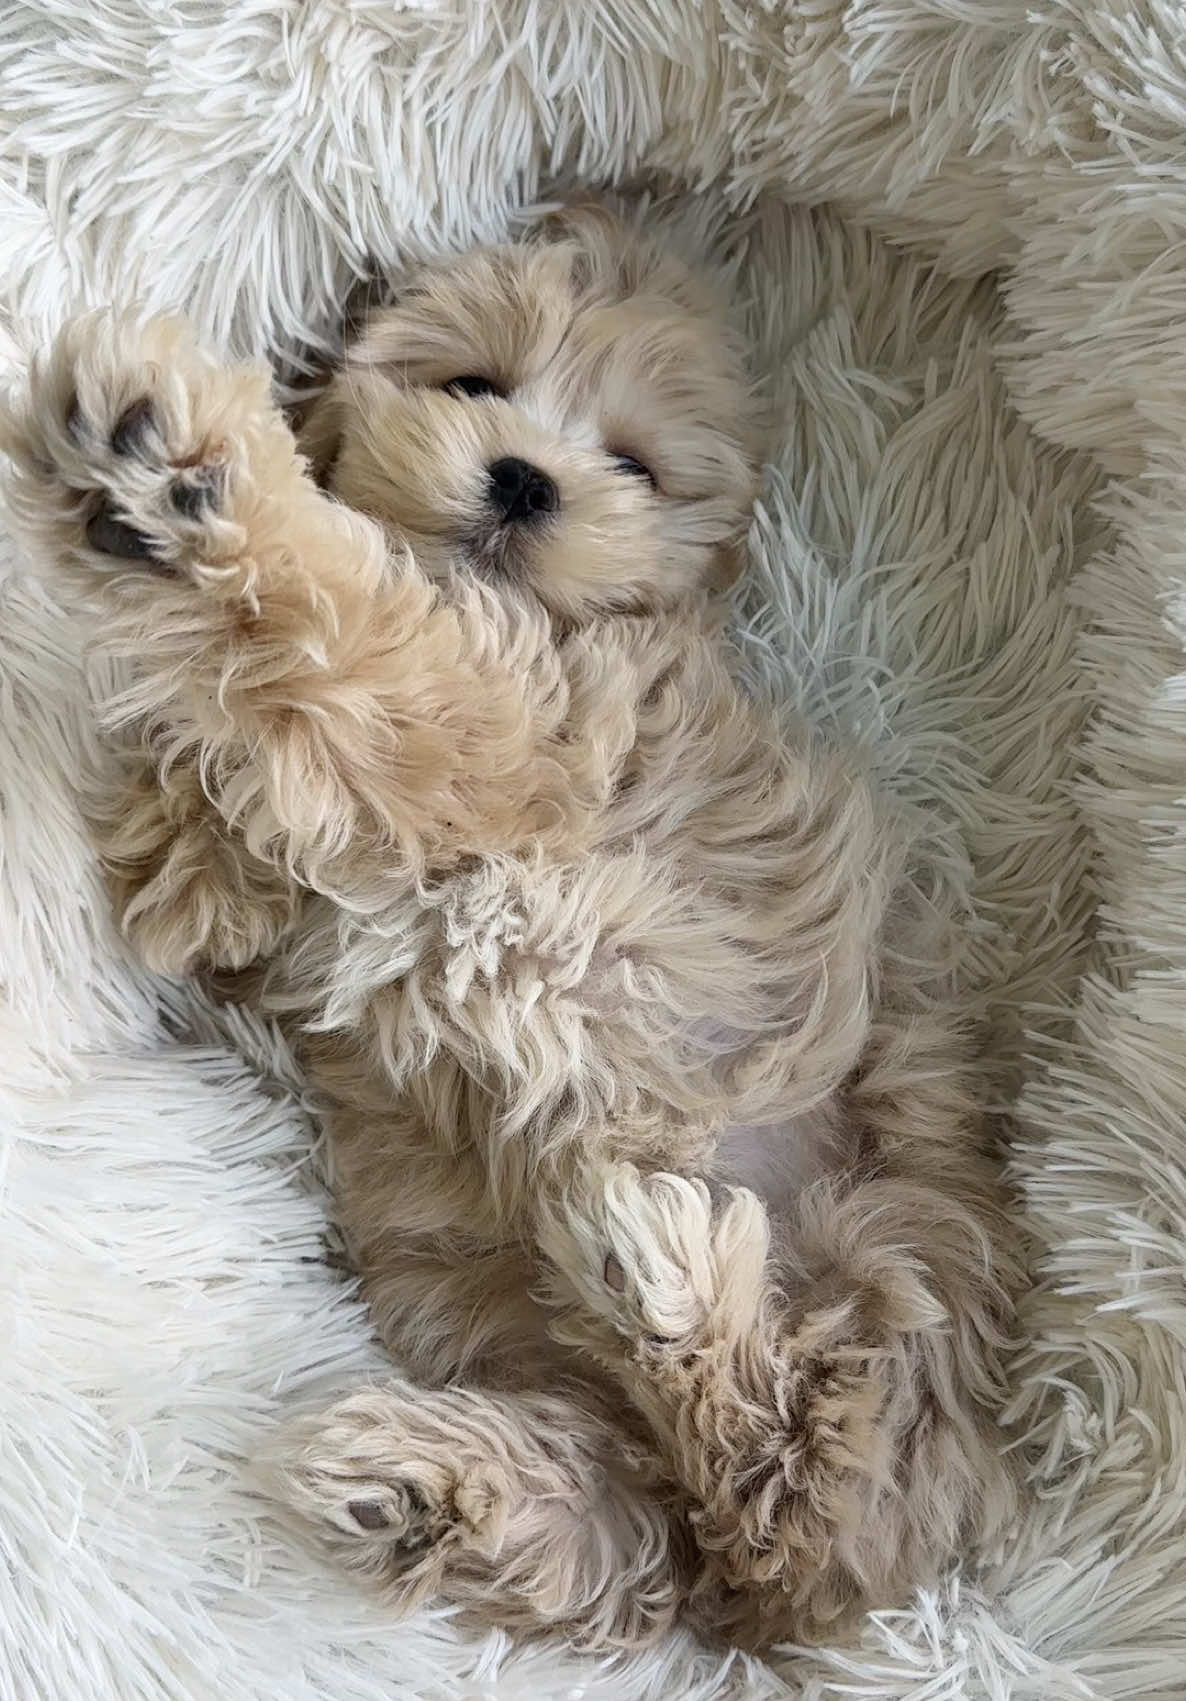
[2,208,1019,1651]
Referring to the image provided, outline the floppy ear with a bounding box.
[532,200,644,295]
[708,536,749,594]
[288,258,402,487]
[342,257,398,346]
[293,384,345,490]
[536,199,629,245]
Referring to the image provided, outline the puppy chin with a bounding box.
[437,522,666,623]
[459,532,585,622]
[463,523,532,584]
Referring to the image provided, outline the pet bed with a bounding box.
[1,4,1183,1697]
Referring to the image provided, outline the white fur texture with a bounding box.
[0,2,1183,1697]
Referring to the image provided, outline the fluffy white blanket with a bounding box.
[2,4,1184,1698]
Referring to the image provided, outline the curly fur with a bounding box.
[0,208,1020,1652]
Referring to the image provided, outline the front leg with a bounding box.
[88,748,300,975]
[2,312,575,894]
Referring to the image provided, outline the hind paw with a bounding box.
[265,1387,512,1575]
[539,1162,770,1356]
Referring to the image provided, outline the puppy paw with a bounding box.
[539,1162,770,1355]
[2,311,275,578]
[264,1388,512,1576]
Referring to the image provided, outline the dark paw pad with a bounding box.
[85,503,155,562]
[111,397,159,458]
[170,464,225,519]
[347,1499,390,1532]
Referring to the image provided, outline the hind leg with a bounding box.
[266,1379,684,1650]
[539,1158,1014,1643]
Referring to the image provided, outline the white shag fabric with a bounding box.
[2,5,1185,1698]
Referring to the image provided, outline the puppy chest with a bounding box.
[386,853,772,1085]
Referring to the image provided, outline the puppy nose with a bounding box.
[487,457,558,524]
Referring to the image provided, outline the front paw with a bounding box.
[2,310,273,578]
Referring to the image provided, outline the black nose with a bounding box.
[487,457,558,524]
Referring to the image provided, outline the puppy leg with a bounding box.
[89,750,299,974]
[265,1380,684,1650]
[539,1160,1014,1644]
[2,312,571,890]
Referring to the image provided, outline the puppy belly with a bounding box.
[711,1097,853,1219]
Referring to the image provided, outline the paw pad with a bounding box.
[171,463,225,519]
[85,504,154,562]
[111,396,158,458]
[347,1499,389,1532]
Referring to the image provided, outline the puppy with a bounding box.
[1,208,1020,1651]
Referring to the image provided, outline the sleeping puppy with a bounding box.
[1,206,1019,1650]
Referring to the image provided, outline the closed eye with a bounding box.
[441,374,505,400]
[611,452,657,490]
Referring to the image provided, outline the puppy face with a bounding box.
[304,211,758,622]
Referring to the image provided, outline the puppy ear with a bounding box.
[537,200,629,248]
[708,536,749,594]
[533,201,639,295]
[294,386,344,490]
[342,257,396,348]
[287,259,398,487]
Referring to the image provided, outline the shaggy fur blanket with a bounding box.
[1,4,1184,1698]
